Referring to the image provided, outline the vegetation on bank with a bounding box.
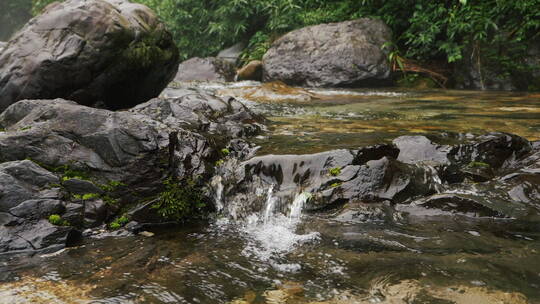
[13,1,535,67]
[0,0,530,88]
[152,177,206,222]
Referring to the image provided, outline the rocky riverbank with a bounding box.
[0,2,539,303]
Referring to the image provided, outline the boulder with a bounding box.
[217,42,245,64]
[211,133,539,220]
[0,160,59,212]
[62,178,104,195]
[392,133,532,183]
[237,60,263,81]
[0,41,5,53]
[133,88,265,138]
[212,145,441,218]
[0,220,81,253]
[0,99,212,194]
[0,160,82,253]
[0,0,179,112]
[262,18,392,87]
[174,57,236,82]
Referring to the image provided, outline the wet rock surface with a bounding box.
[174,57,236,82]
[213,132,540,220]
[133,87,266,138]
[0,89,264,252]
[0,160,81,253]
[237,60,263,81]
[0,41,5,53]
[263,18,392,87]
[0,0,179,112]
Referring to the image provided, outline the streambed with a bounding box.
[1,83,539,304]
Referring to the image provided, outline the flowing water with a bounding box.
[1,83,540,303]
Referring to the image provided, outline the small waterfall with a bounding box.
[262,185,277,224]
[213,182,320,272]
[288,192,312,222]
[210,176,224,212]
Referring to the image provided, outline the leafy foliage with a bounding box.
[3,0,538,81]
[109,215,129,230]
[48,214,69,226]
[329,167,341,177]
[152,177,205,222]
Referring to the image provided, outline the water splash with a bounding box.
[212,179,320,271]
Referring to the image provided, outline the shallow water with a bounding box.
[245,87,540,154]
[1,83,540,304]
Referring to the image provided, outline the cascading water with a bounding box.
[212,178,320,272]
[241,187,320,272]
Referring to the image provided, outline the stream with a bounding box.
[1,83,539,304]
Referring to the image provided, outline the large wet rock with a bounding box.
[213,144,441,217]
[213,133,539,220]
[174,57,236,82]
[0,91,262,230]
[0,99,214,194]
[0,0,179,112]
[262,18,392,87]
[0,160,59,212]
[0,160,82,253]
[393,133,532,183]
[134,88,265,138]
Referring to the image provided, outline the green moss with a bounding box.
[467,161,490,168]
[329,167,341,176]
[109,215,130,230]
[152,177,205,222]
[121,34,175,69]
[71,192,99,201]
[221,148,230,156]
[215,159,225,167]
[330,182,342,188]
[19,126,32,131]
[98,180,126,192]
[48,214,69,226]
[82,193,99,200]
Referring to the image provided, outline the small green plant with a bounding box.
[102,195,119,205]
[329,167,341,176]
[152,177,205,221]
[221,148,230,156]
[72,193,98,200]
[215,159,225,167]
[55,165,90,181]
[330,182,342,188]
[82,193,99,200]
[98,180,126,192]
[48,214,69,226]
[19,126,32,131]
[109,215,130,230]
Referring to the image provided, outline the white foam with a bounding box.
[308,89,407,97]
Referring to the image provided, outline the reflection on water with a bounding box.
[238,87,539,154]
[1,212,539,303]
[1,83,539,303]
